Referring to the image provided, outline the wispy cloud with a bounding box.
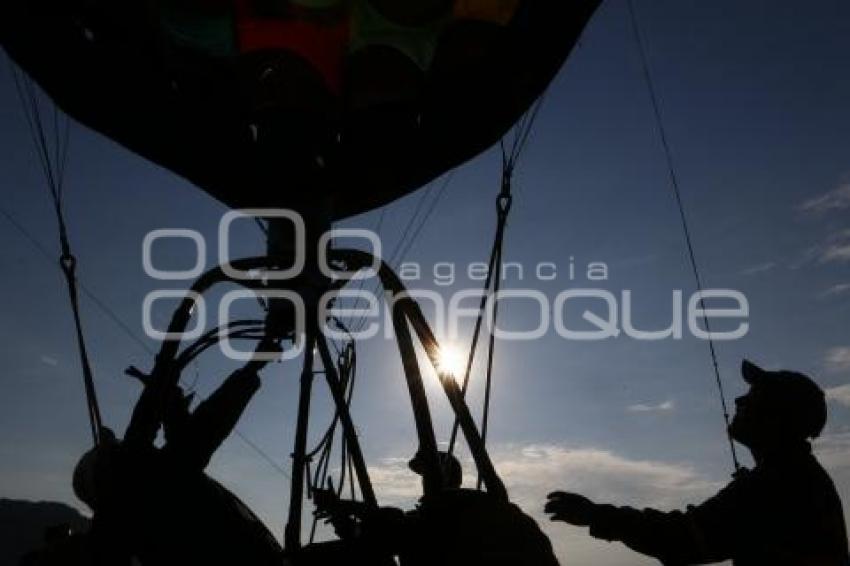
[363,457,422,503]
[826,385,850,407]
[800,183,850,214]
[366,443,718,512]
[821,284,850,299]
[815,231,850,265]
[792,230,850,268]
[627,400,675,413]
[39,355,58,367]
[825,347,850,373]
[740,262,776,276]
[821,244,850,264]
[492,444,718,509]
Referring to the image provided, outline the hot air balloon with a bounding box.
[3,1,602,563]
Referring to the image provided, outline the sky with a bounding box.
[1,1,849,564]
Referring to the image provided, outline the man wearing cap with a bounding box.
[315,449,560,566]
[545,360,849,565]
[311,450,466,550]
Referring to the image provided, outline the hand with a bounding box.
[545,491,596,526]
[313,488,340,518]
[313,488,362,539]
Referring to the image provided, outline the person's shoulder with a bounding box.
[750,453,842,506]
[686,468,754,513]
[771,453,837,490]
[715,467,756,494]
[806,452,834,476]
[804,454,844,498]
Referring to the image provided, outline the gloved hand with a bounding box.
[545,491,597,526]
[313,488,361,540]
[313,487,342,518]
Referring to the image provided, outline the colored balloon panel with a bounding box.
[236,12,349,92]
[160,1,237,57]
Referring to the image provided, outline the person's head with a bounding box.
[729,360,827,451]
[408,450,463,490]
[72,429,118,511]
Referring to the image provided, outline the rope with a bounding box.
[391,173,454,271]
[477,174,512,490]
[446,170,511,456]
[626,0,740,472]
[343,208,387,330]
[9,62,104,446]
[445,96,544,482]
[352,173,453,333]
[349,184,434,333]
[62,256,104,445]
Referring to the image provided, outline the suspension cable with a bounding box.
[352,173,453,333]
[9,63,104,446]
[446,91,544,470]
[349,185,434,333]
[446,162,512,456]
[343,208,387,330]
[477,162,513,489]
[626,0,740,472]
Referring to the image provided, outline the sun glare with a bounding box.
[437,345,466,379]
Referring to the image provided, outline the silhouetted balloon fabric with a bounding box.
[3,0,599,219]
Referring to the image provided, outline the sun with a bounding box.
[436,345,466,379]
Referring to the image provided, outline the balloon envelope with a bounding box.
[3,0,600,219]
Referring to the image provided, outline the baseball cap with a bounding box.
[741,359,827,439]
[408,450,462,488]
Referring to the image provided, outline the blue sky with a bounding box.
[2,1,849,564]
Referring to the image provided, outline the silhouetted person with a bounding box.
[304,451,463,565]
[545,359,849,565]
[314,450,560,566]
[72,355,281,566]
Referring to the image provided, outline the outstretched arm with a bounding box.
[171,365,262,471]
[166,341,280,471]
[123,370,184,450]
[546,487,740,565]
